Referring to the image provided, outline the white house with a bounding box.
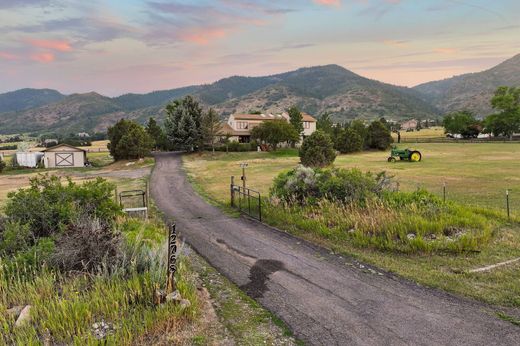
[219,112,317,143]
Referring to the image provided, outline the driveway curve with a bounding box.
[150,152,520,346]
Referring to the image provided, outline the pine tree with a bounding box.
[201,108,222,153]
[288,106,304,146]
[164,95,204,150]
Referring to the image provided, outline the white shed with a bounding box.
[42,144,87,168]
[15,152,44,168]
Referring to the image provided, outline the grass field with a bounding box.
[185,143,520,213]
[183,143,520,308]
[391,126,445,140]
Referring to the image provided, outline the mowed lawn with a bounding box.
[184,143,520,215]
[183,143,520,307]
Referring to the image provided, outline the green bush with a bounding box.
[367,120,393,150]
[299,130,336,167]
[0,158,5,173]
[270,165,391,205]
[108,119,154,160]
[336,128,363,153]
[4,175,121,239]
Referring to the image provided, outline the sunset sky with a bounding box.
[1,0,519,96]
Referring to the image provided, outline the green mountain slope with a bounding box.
[0,65,441,134]
[0,88,65,113]
[414,54,520,116]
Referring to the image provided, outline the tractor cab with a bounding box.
[388,146,422,162]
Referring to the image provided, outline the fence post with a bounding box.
[230,176,235,207]
[443,182,446,202]
[259,195,262,222]
[248,188,251,215]
[506,189,510,219]
[166,223,177,294]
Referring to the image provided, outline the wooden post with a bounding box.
[114,187,118,204]
[166,223,177,293]
[506,189,510,220]
[230,176,235,207]
[443,182,446,202]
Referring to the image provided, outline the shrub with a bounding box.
[4,175,121,240]
[271,165,391,205]
[367,120,393,150]
[336,128,363,153]
[50,215,122,272]
[299,131,336,167]
[0,158,5,173]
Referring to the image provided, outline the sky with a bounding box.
[0,0,519,96]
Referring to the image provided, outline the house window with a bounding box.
[303,121,311,129]
[237,121,249,130]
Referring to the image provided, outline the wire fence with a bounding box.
[396,181,519,218]
[399,137,520,144]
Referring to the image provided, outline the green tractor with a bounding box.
[388,146,422,162]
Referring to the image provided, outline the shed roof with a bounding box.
[42,143,86,152]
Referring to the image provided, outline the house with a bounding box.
[219,112,317,143]
[401,119,418,131]
[43,138,59,147]
[42,144,87,168]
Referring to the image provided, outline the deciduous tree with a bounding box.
[251,119,299,150]
[367,120,393,150]
[201,108,222,153]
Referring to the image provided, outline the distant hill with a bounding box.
[414,54,520,116]
[0,88,64,113]
[0,65,440,134]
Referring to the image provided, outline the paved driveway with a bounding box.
[151,152,520,346]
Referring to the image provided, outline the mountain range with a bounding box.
[0,53,519,134]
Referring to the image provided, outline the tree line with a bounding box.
[443,86,520,139]
[106,95,394,161]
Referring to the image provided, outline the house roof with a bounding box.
[233,113,286,121]
[217,123,244,136]
[42,143,86,152]
[232,112,317,122]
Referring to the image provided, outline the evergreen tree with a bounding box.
[108,119,153,160]
[299,131,336,168]
[164,95,204,150]
[317,113,334,135]
[201,108,222,153]
[349,120,368,149]
[367,120,393,150]
[336,128,363,153]
[288,106,304,146]
[146,117,166,150]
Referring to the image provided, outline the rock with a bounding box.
[14,305,32,327]
[6,305,24,318]
[92,320,114,339]
[407,233,416,240]
[180,299,191,309]
[166,290,182,303]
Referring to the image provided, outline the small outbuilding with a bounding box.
[15,152,44,168]
[42,144,87,168]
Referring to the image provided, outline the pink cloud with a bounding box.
[180,29,227,45]
[314,0,341,6]
[0,51,17,60]
[30,52,55,63]
[434,48,457,54]
[26,39,72,52]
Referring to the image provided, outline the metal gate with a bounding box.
[230,178,262,221]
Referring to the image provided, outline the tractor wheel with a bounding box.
[388,157,396,163]
[410,151,422,162]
